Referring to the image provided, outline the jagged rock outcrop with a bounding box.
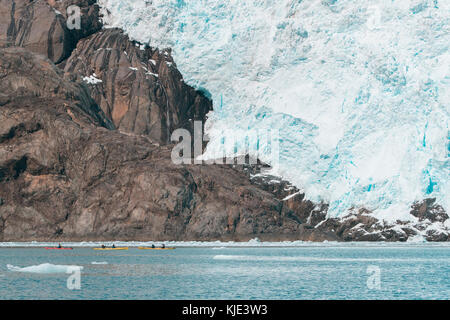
[0,0,102,64]
[64,29,212,144]
[46,0,102,44]
[242,165,329,227]
[239,164,450,242]
[0,0,72,63]
[0,0,211,145]
[411,198,449,223]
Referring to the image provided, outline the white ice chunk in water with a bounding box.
[7,263,83,274]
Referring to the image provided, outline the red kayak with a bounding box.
[45,247,73,250]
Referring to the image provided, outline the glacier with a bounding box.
[97,0,449,221]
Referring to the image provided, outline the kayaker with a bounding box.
[101,244,106,249]
[58,243,62,249]
[112,244,116,248]
[151,244,155,248]
[162,244,165,248]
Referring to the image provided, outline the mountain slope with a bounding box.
[0,0,448,241]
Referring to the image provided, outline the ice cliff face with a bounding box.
[98,0,450,221]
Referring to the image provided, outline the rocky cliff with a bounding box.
[0,46,335,241]
[0,0,448,242]
[64,28,211,144]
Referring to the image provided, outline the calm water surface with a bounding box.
[0,245,449,299]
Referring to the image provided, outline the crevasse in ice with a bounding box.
[98,0,449,221]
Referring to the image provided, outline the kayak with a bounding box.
[93,247,128,251]
[45,247,73,250]
[138,247,175,250]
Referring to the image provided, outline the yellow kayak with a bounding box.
[93,247,128,250]
[138,247,175,250]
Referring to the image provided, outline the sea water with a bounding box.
[0,243,449,299]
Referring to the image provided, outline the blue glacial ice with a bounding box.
[97,0,449,221]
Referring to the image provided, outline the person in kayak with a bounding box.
[112,244,116,248]
[151,244,155,248]
[101,244,106,249]
[162,244,165,248]
[58,243,62,249]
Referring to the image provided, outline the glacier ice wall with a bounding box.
[98,0,449,220]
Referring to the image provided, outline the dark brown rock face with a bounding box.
[0,46,113,128]
[64,28,212,144]
[0,47,335,241]
[0,0,74,64]
[0,0,211,145]
[46,0,102,42]
[0,0,102,64]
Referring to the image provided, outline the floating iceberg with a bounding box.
[6,263,83,274]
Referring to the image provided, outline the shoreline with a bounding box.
[1,240,450,248]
